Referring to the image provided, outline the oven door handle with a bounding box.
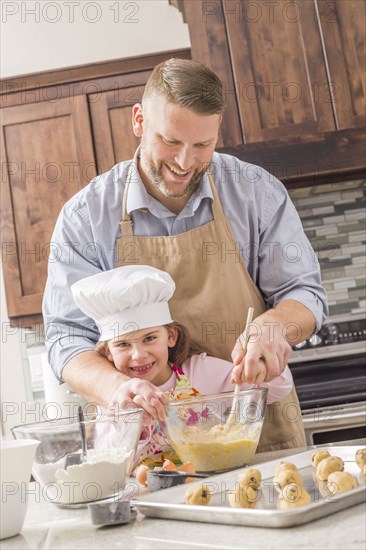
[302,407,366,429]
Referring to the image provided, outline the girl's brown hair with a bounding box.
[166,322,205,365]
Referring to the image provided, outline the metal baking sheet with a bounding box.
[134,446,366,528]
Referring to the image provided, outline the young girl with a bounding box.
[71,265,294,467]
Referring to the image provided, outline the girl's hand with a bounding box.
[107,378,168,422]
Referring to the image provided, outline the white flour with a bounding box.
[34,448,131,504]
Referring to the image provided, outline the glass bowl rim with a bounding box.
[11,408,144,434]
[164,387,269,408]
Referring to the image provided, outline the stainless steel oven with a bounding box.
[288,313,366,445]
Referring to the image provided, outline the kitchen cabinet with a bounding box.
[89,79,145,175]
[183,0,365,145]
[317,0,366,130]
[0,49,190,325]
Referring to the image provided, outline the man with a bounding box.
[43,58,328,451]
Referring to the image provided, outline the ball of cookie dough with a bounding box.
[355,449,366,469]
[327,471,357,495]
[184,483,212,506]
[274,461,298,476]
[311,449,331,468]
[228,484,258,509]
[316,456,344,481]
[273,469,303,492]
[238,468,262,489]
[278,483,311,509]
[317,479,331,499]
[358,464,366,485]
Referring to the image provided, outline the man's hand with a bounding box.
[231,327,290,385]
[108,378,168,423]
[230,300,316,385]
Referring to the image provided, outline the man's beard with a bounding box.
[139,144,208,199]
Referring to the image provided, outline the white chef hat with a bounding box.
[71,265,176,341]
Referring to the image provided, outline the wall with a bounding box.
[0,0,190,77]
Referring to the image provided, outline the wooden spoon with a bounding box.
[225,307,254,432]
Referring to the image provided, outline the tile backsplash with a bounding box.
[288,179,366,318]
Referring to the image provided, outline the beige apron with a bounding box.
[116,161,306,451]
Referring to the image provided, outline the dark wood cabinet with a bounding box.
[89,77,146,174]
[183,0,366,146]
[317,0,366,130]
[183,0,242,147]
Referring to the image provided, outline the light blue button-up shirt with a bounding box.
[42,152,328,380]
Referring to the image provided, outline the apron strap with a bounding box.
[120,161,134,237]
[207,170,227,222]
[120,159,226,237]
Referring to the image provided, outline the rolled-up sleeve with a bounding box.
[258,176,328,330]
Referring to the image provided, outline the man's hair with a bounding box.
[142,58,224,115]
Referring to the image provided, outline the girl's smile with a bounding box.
[129,362,156,376]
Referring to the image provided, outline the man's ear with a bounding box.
[132,103,144,137]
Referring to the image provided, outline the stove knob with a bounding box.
[293,340,307,350]
[321,323,338,345]
[308,334,322,347]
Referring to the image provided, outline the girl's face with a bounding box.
[105,325,178,386]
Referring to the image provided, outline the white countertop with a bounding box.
[3,440,366,550]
